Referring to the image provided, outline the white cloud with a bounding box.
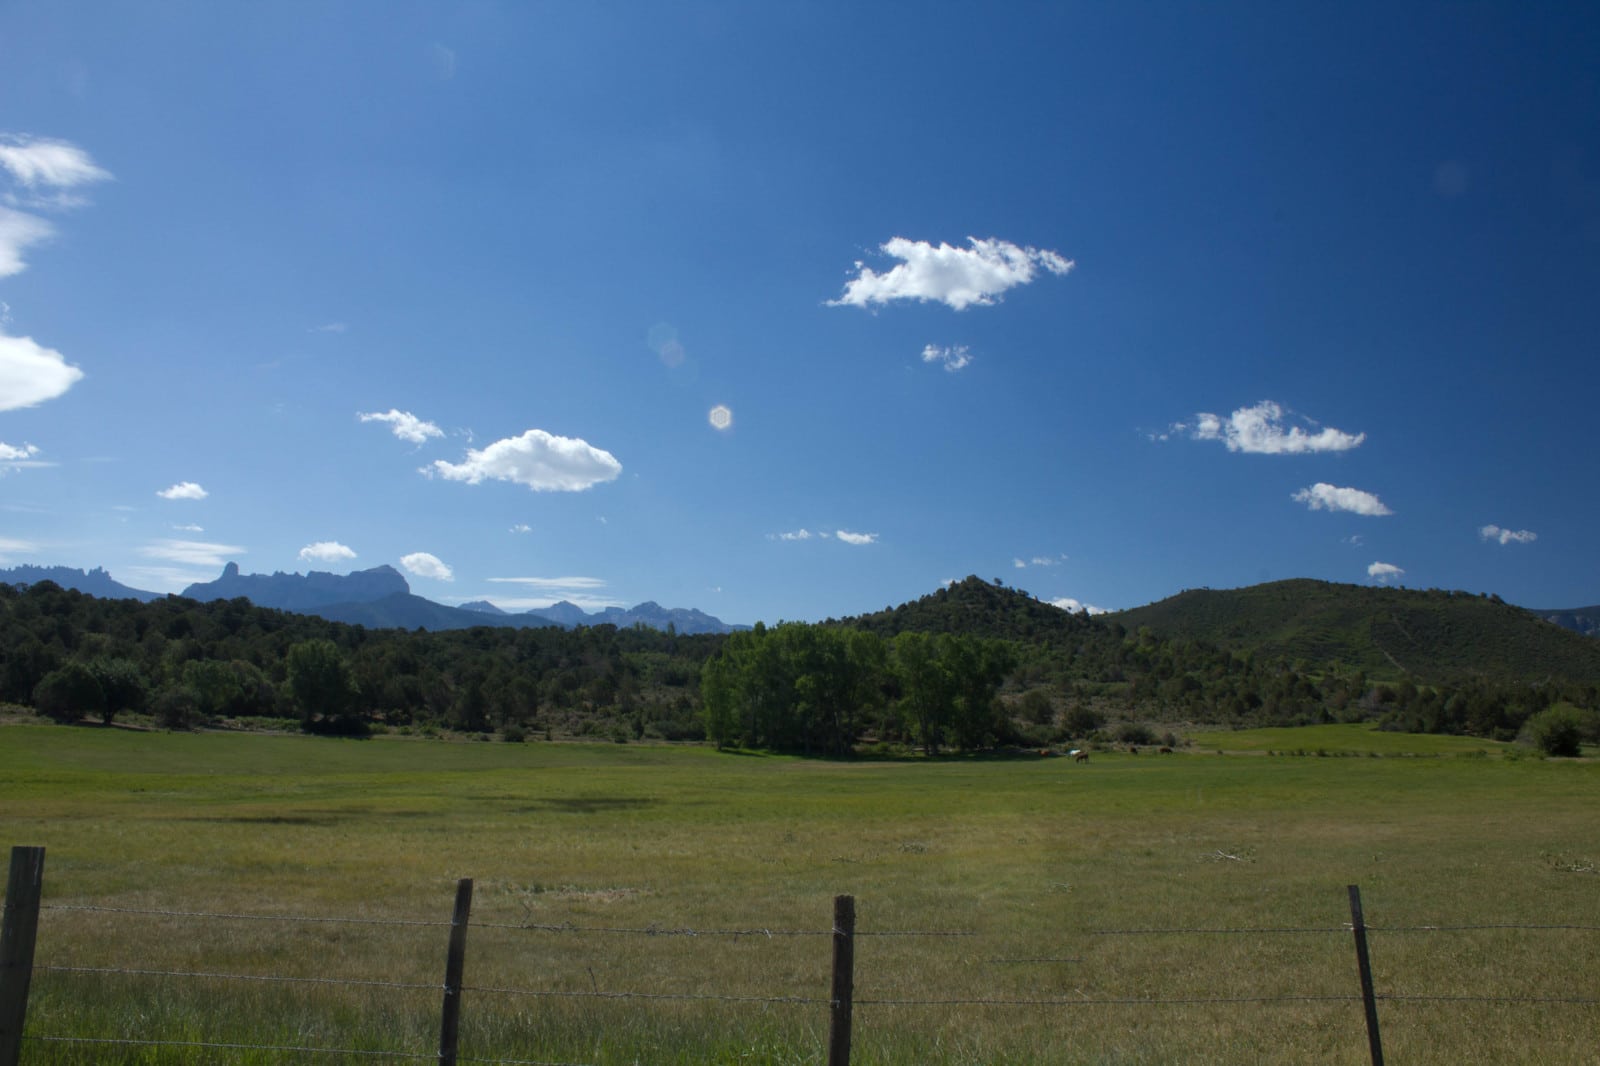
[401,551,454,581]
[1480,524,1536,546]
[510,523,532,534]
[157,481,208,501]
[1013,557,1027,569]
[0,442,39,461]
[427,429,622,492]
[299,541,357,563]
[773,529,820,541]
[0,208,54,278]
[0,136,110,275]
[0,537,40,561]
[0,135,112,189]
[0,332,84,408]
[1189,400,1364,455]
[311,322,348,334]
[359,408,444,445]
[484,575,617,610]
[139,539,245,568]
[836,530,878,545]
[1368,562,1404,583]
[1014,554,1067,568]
[1292,483,1392,516]
[488,576,608,590]
[921,344,973,371]
[172,523,204,533]
[829,237,1074,311]
[1052,597,1107,615]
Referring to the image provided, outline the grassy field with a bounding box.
[3,723,1597,1064]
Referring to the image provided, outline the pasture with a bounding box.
[2,723,1597,1064]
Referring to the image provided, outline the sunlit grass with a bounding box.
[4,724,1598,1063]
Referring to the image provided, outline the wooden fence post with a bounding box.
[0,846,46,1066]
[1347,884,1384,1066]
[438,877,474,1066]
[827,894,855,1066]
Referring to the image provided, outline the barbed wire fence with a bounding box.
[4,845,1599,1065]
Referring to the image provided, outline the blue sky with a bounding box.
[2,2,1596,624]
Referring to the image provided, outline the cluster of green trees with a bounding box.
[2,581,716,739]
[700,624,1012,755]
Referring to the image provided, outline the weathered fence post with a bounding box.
[1,846,46,1066]
[438,877,474,1066]
[827,894,855,1066]
[1346,884,1384,1066]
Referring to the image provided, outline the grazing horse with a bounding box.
[1158,746,1174,754]
[1070,749,1089,763]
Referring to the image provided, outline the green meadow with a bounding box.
[3,723,1597,1064]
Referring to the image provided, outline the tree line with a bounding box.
[4,576,1597,754]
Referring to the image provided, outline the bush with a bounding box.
[1114,721,1157,746]
[151,685,204,731]
[33,663,105,724]
[1522,705,1592,757]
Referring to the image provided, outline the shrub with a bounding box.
[1521,705,1591,757]
[1114,721,1157,746]
[151,685,204,731]
[33,663,105,724]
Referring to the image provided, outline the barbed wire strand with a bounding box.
[40,964,438,992]
[465,984,823,1005]
[43,904,971,939]
[1091,926,1348,936]
[1369,923,1600,933]
[25,1034,434,1059]
[43,903,448,928]
[458,1057,596,1066]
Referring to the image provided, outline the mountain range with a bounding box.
[0,563,745,635]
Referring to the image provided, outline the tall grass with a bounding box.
[4,724,1597,1063]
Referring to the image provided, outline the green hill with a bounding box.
[1109,579,1600,683]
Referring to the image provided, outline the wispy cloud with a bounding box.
[1051,596,1107,615]
[484,575,617,610]
[401,551,453,581]
[0,333,84,409]
[359,408,443,445]
[299,541,356,563]
[0,537,40,562]
[0,135,112,190]
[0,441,39,462]
[921,344,973,371]
[310,322,348,334]
[510,523,532,534]
[139,539,244,568]
[1368,561,1404,583]
[1181,400,1365,455]
[157,481,208,501]
[0,135,111,276]
[1480,524,1536,546]
[829,237,1073,311]
[1014,554,1067,569]
[835,530,878,545]
[427,429,622,492]
[771,529,829,542]
[1292,483,1392,516]
[172,523,205,533]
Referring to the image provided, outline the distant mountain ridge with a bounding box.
[1535,607,1600,639]
[0,565,161,602]
[173,563,744,634]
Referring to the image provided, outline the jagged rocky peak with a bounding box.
[181,563,411,610]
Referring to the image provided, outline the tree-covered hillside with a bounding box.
[1109,579,1600,684]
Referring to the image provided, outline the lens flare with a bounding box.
[708,405,733,431]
